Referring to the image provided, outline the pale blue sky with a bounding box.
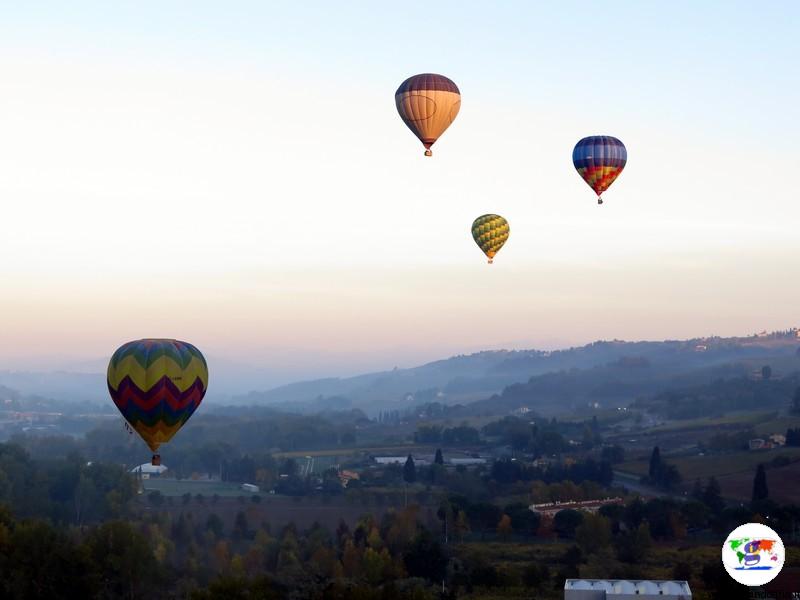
[0,2,798,382]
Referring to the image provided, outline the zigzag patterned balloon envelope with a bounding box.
[572,135,627,204]
[107,339,208,462]
[471,214,509,264]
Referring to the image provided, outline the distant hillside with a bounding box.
[0,371,106,404]
[234,329,800,415]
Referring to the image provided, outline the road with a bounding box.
[613,470,689,502]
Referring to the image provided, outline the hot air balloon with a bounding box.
[395,73,461,156]
[572,135,627,204]
[107,339,208,466]
[471,214,509,264]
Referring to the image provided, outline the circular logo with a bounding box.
[722,523,784,586]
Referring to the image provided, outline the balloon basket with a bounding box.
[424,149,432,157]
[151,454,161,466]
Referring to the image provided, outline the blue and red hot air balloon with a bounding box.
[572,136,627,204]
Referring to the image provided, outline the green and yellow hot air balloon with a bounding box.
[471,214,509,264]
[107,339,208,465]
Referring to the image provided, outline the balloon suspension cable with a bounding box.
[424,149,432,157]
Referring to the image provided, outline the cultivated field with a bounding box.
[716,459,800,503]
[617,447,800,482]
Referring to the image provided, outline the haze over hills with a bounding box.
[2,329,799,416]
[234,329,800,415]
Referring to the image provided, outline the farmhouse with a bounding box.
[130,463,168,479]
[338,470,360,487]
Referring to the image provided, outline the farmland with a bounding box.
[618,446,800,481]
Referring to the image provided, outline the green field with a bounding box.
[754,414,800,435]
[141,478,246,497]
[645,411,776,434]
[617,446,800,481]
[273,444,436,459]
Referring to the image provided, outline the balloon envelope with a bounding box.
[107,339,208,453]
[471,214,509,264]
[395,73,461,156]
[572,136,627,201]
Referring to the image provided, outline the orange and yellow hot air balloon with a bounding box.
[395,73,461,156]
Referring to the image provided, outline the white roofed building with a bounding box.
[130,463,168,478]
[564,579,691,599]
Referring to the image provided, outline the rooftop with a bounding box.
[565,579,691,596]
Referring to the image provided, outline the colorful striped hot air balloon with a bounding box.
[395,73,461,156]
[471,214,509,264]
[572,135,627,204]
[107,339,208,465]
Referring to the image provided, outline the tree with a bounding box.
[762,365,772,380]
[575,513,612,554]
[496,514,512,541]
[172,513,192,546]
[341,540,361,578]
[455,510,470,542]
[233,511,250,540]
[788,428,800,447]
[206,513,224,538]
[436,502,454,543]
[648,446,662,480]
[553,509,584,539]
[582,425,595,449]
[691,478,704,502]
[615,522,652,563]
[646,446,681,490]
[361,547,387,585]
[403,455,416,484]
[659,464,682,490]
[702,477,725,513]
[84,521,159,599]
[502,502,540,538]
[752,464,769,503]
[3,519,97,599]
[434,448,444,465]
[403,532,447,581]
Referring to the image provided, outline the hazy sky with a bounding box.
[1,2,799,383]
